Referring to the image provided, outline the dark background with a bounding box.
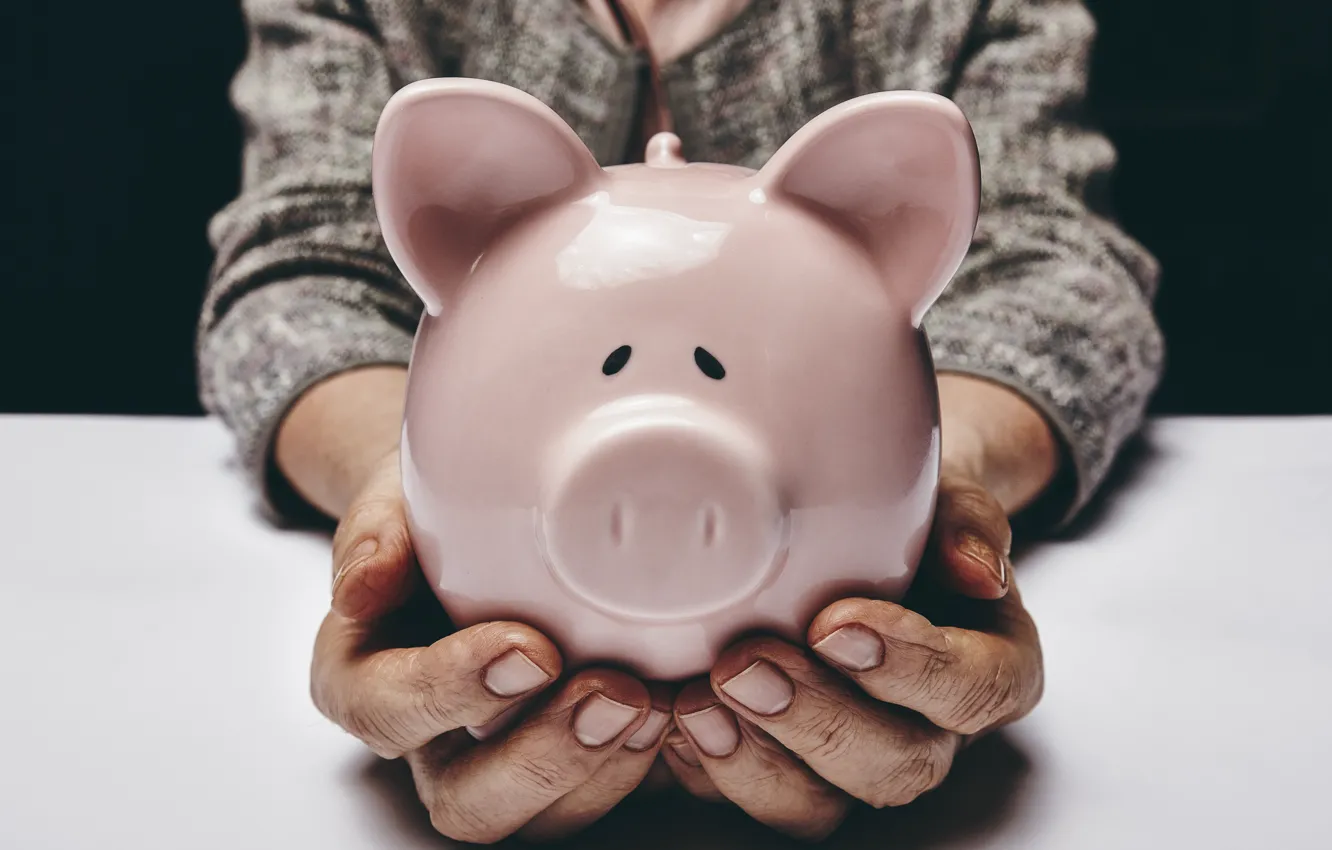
[4,0,1330,417]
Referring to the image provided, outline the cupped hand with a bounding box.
[662,470,1045,839]
[310,451,674,843]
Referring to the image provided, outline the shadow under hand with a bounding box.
[358,756,450,846]
[355,731,1030,849]
[571,732,1030,850]
[831,731,1033,849]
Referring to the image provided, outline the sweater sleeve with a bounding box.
[923,0,1165,524]
[197,0,425,520]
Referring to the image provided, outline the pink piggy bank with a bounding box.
[374,78,979,680]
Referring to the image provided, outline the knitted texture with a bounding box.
[199,0,1163,523]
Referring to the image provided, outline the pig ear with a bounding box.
[373,79,603,315]
[758,92,980,325]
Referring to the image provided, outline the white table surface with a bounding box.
[1,415,1330,849]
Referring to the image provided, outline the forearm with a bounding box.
[937,373,1059,516]
[197,1,421,522]
[923,0,1162,522]
[275,366,408,519]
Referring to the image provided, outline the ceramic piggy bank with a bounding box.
[374,78,979,680]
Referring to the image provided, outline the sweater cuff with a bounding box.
[926,312,1115,530]
[198,280,414,524]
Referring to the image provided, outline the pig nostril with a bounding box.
[602,345,632,376]
[701,504,720,547]
[609,502,624,547]
[694,347,726,380]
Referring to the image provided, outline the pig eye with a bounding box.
[694,347,726,380]
[602,345,632,376]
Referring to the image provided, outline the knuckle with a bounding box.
[404,659,470,729]
[899,643,955,699]
[947,660,1024,735]
[507,733,580,796]
[343,700,413,757]
[790,703,860,763]
[310,672,408,757]
[865,739,952,808]
[338,668,422,755]
[369,650,476,736]
[428,795,503,845]
[874,632,954,699]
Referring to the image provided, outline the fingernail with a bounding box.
[625,709,671,752]
[813,624,884,672]
[957,531,1007,588]
[670,740,702,766]
[482,650,551,698]
[678,705,740,758]
[572,694,641,748]
[719,660,794,716]
[466,702,523,741]
[333,538,378,591]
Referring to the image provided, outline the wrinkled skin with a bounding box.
[660,468,1041,839]
[311,430,1043,842]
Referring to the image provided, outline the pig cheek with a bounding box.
[402,317,561,614]
[750,323,937,616]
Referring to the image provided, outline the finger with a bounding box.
[675,681,850,839]
[330,453,416,621]
[710,638,961,809]
[928,474,1012,600]
[660,731,725,802]
[312,618,560,758]
[810,595,1043,735]
[517,684,675,841]
[410,669,650,844]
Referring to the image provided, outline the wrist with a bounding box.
[274,365,409,518]
[937,415,988,484]
[937,373,1060,515]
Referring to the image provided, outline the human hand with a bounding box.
[662,375,1053,839]
[310,450,674,843]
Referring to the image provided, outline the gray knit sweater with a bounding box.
[199,0,1164,524]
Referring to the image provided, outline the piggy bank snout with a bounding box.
[539,400,786,622]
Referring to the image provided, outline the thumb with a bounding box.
[928,474,1013,601]
[330,451,418,621]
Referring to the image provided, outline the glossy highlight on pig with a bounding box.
[373,78,979,680]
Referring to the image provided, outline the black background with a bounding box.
[4,0,1330,417]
